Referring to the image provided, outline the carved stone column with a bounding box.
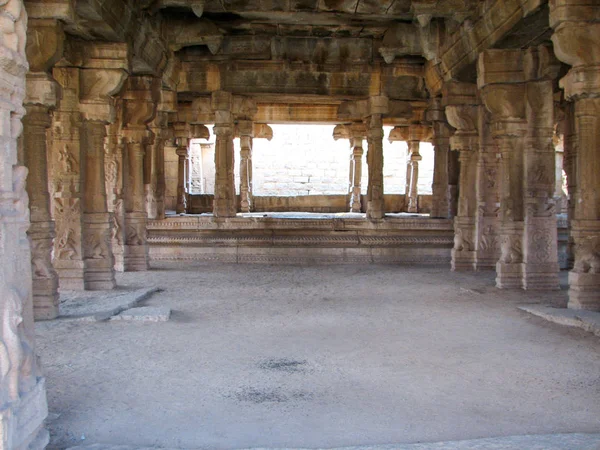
[551,1,600,309]
[0,2,50,446]
[349,124,366,213]
[480,81,527,287]
[173,122,191,215]
[24,19,64,319]
[80,119,116,290]
[212,91,237,218]
[105,104,126,271]
[365,96,388,220]
[561,101,577,269]
[237,120,253,213]
[79,65,127,290]
[23,82,60,320]
[444,83,479,271]
[474,106,501,270]
[149,90,177,220]
[427,98,453,218]
[479,47,560,290]
[334,123,366,213]
[50,66,86,290]
[121,77,159,271]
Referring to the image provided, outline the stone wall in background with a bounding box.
[190,125,435,198]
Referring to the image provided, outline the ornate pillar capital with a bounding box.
[550,0,600,99]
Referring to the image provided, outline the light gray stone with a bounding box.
[65,433,600,450]
[112,306,172,322]
[519,304,600,338]
[60,287,161,322]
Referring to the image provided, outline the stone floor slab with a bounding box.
[518,305,600,337]
[59,287,160,322]
[66,433,600,450]
[111,306,171,322]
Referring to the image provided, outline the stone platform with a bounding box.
[148,214,454,264]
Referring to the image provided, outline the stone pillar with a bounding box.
[551,1,600,309]
[80,118,116,289]
[474,106,502,270]
[427,98,453,219]
[105,106,126,272]
[448,147,460,217]
[51,43,127,290]
[50,67,86,290]
[24,18,64,319]
[0,1,50,446]
[479,47,560,290]
[237,120,253,213]
[522,74,560,290]
[121,77,160,271]
[365,96,388,220]
[334,123,366,213]
[78,64,128,290]
[149,90,177,220]
[349,125,365,213]
[212,91,237,218]
[23,80,60,320]
[173,122,191,215]
[561,101,577,268]
[444,83,480,271]
[406,140,421,213]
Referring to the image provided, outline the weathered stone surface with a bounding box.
[112,306,171,322]
[65,433,600,449]
[519,305,600,338]
[59,287,160,322]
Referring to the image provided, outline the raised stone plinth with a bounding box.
[148,215,454,265]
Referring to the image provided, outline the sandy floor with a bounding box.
[35,263,600,449]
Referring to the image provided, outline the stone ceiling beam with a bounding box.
[425,0,548,96]
[177,60,427,100]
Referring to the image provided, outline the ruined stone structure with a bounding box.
[0,0,597,446]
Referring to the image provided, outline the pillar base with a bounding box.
[495,262,522,289]
[474,257,497,271]
[123,245,149,271]
[366,200,383,220]
[0,377,49,450]
[123,212,149,271]
[349,188,362,213]
[54,262,85,291]
[29,221,60,320]
[32,278,59,320]
[522,263,560,290]
[451,249,476,271]
[83,213,116,291]
[568,271,600,311]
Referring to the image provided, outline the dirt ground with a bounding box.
[35,263,600,449]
